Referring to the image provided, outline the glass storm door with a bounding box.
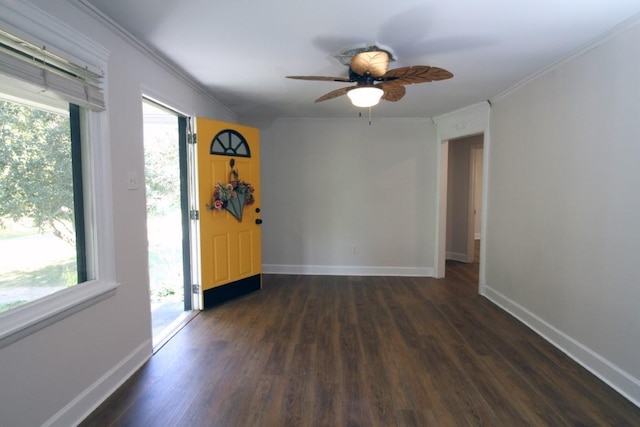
[142,99,192,345]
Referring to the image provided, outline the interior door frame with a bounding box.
[433,102,490,292]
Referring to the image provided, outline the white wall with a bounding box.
[256,117,438,276]
[485,20,640,405]
[2,2,638,424]
[0,1,235,426]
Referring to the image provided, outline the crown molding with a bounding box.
[69,0,236,119]
[0,0,109,70]
[492,12,640,103]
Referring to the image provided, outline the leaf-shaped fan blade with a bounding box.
[286,75,353,83]
[350,51,390,78]
[314,85,357,103]
[378,83,406,102]
[382,66,453,85]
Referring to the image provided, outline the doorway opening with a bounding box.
[142,99,193,348]
[441,134,484,282]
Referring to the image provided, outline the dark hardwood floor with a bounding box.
[81,256,640,426]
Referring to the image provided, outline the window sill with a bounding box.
[0,280,119,350]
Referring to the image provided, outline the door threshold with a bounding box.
[152,310,199,353]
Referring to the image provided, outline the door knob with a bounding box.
[255,219,263,225]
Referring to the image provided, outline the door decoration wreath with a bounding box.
[207,168,255,221]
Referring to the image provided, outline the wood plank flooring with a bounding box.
[81,261,640,426]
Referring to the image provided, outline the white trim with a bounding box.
[433,102,490,281]
[86,109,116,284]
[483,286,640,408]
[445,252,468,263]
[42,340,152,427]
[0,0,109,70]
[434,139,449,279]
[0,0,117,349]
[432,102,489,140]
[0,281,119,350]
[70,0,236,121]
[263,264,434,277]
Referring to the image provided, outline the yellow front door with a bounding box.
[196,118,261,308]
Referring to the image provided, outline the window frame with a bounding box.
[0,1,117,349]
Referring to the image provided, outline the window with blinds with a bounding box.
[0,28,104,111]
[0,27,104,319]
[0,3,118,350]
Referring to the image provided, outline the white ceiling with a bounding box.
[80,0,640,119]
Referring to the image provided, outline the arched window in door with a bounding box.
[210,129,251,157]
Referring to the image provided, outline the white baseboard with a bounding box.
[262,264,434,277]
[445,252,468,262]
[43,339,152,427]
[483,286,640,408]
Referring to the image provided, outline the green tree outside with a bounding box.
[0,98,78,312]
[0,99,75,244]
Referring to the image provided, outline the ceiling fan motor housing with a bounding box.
[349,68,377,86]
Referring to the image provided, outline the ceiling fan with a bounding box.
[286,46,453,108]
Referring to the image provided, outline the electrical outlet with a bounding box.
[127,171,138,190]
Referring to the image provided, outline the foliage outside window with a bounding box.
[0,96,85,313]
[0,2,116,348]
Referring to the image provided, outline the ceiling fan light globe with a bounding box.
[347,87,384,108]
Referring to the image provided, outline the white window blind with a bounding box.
[0,28,104,111]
